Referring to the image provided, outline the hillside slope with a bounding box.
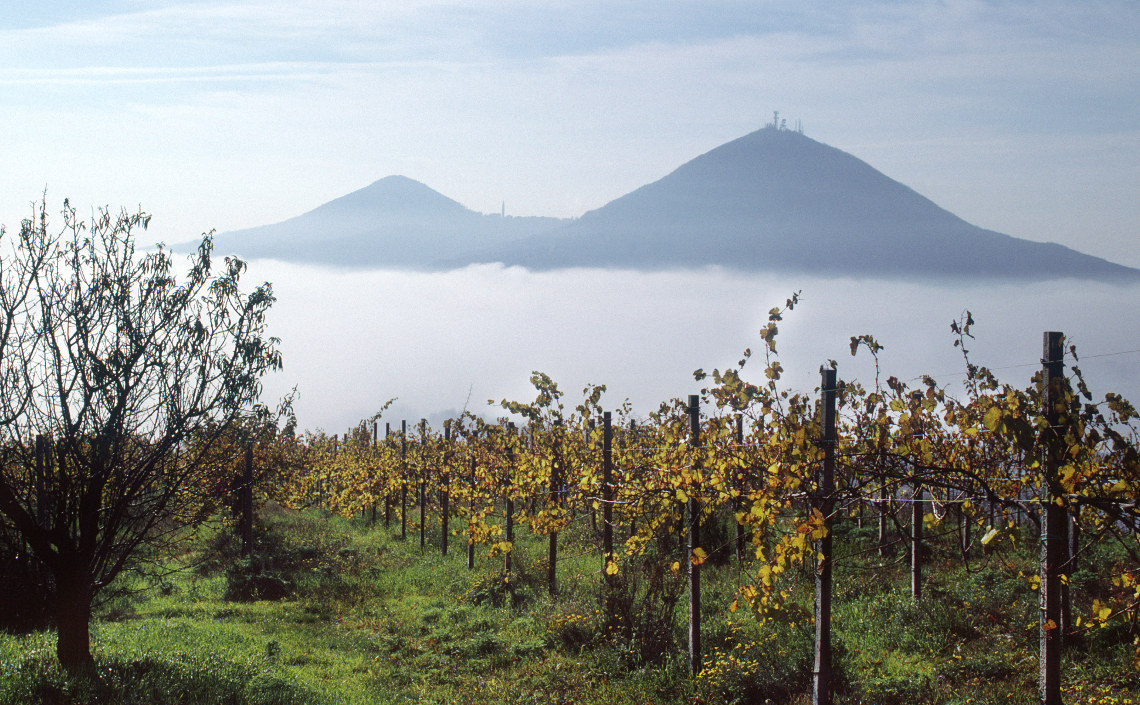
[207,176,567,269]
[475,127,1137,279]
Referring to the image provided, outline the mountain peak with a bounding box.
[312,175,469,217]
[484,128,1139,280]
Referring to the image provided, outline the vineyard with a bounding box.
[226,302,1139,704]
[3,299,1139,704]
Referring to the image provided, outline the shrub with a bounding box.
[464,562,542,609]
[600,549,685,667]
[224,556,291,602]
[544,609,602,653]
[695,620,813,704]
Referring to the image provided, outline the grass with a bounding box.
[1,503,1137,704]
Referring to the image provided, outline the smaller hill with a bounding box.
[201,176,567,269]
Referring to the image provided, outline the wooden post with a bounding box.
[468,455,477,570]
[371,422,379,525]
[959,491,970,561]
[332,434,339,512]
[505,425,515,576]
[688,395,702,676]
[813,368,837,705]
[734,414,746,566]
[355,428,368,523]
[602,411,617,630]
[549,421,562,596]
[964,439,977,563]
[420,419,427,552]
[877,480,888,559]
[384,423,392,528]
[1040,331,1065,705]
[877,423,889,559]
[588,419,597,534]
[986,472,995,531]
[626,420,637,541]
[400,420,407,540]
[910,391,924,602]
[911,483,923,601]
[441,423,451,557]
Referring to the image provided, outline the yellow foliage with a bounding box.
[691,547,708,566]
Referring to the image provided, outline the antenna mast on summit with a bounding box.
[768,111,803,133]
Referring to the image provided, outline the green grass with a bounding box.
[1,504,1137,704]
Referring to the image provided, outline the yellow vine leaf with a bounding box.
[1092,599,1112,623]
[982,406,1003,432]
[691,547,708,566]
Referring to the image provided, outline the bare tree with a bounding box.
[0,199,282,670]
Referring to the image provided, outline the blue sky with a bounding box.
[2,0,1138,267]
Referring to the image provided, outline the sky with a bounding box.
[2,0,1139,269]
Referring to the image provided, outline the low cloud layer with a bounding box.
[250,261,1140,433]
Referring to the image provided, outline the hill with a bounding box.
[205,175,567,269]
[199,130,1139,280]
[474,127,1138,279]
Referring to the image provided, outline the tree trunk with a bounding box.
[55,568,94,672]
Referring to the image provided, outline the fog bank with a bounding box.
[251,262,1140,433]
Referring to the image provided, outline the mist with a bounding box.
[250,261,1140,433]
